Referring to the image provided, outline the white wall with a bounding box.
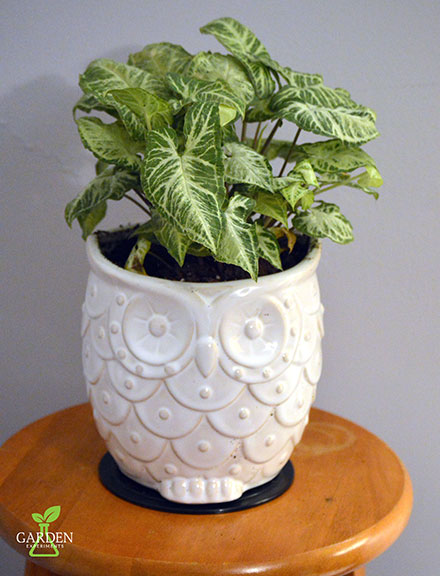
[1,1,439,574]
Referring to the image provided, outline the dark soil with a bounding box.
[97,227,311,283]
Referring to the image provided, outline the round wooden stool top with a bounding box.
[0,404,412,576]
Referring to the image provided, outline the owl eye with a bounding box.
[108,289,195,379]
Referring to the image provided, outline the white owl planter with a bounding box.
[82,235,324,504]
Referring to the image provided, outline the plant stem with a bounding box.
[278,127,302,177]
[252,121,262,149]
[260,119,282,156]
[241,120,247,142]
[124,194,151,216]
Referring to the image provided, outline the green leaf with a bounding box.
[291,139,381,176]
[77,117,143,170]
[216,194,259,280]
[279,181,311,211]
[155,216,191,266]
[128,43,192,77]
[125,236,151,275]
[167,74,246,118]
[293,202,354,244]
[110,88,173,130]
[271,85,379,144]
[245,97,275,123]
[79,58,170,139]
[243,187,288,226]
[189,52,255,106]
[319,172,380,199]
[65,167,138,229]
[222,123,239,143]
[78,202,107,240]
[224,142,272,190]
[73,93,117,119]
[43,506,61,523]
[200,17,275,98]
[258,138,292,161]
[256,224,282,269]
[141,102,224,253]
[32,513,44,524]
[292,160,319,187]
[357,164,383,188]
[277,67,323,88]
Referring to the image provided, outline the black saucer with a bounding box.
[99,453,294,514]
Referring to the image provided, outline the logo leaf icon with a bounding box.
[43,506,61,523]
[31,513,44,523]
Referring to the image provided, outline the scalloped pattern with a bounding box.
[83,258,324,504]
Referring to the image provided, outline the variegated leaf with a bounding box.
[292,160,319,187]
[110,88,173,130]
[79,58,170,139]
[216,194,259,280]
[167,74,246,118]
[77,202,107,240]
[256,224,282,269]
[77,117,143,170]
[200,17,275,98]
[224,142,272,190]
[243,187,288,226]
[128,43,192,77]
[141,102,224,253]
[279,181,312,211]
[318,172,380,199]
[258,138,291,160]
[189,52,255,106]
[73,93,117,119]
[293,202,354,244]
[245,97,275,122]
[271,85,379,144]
[125,237,151,275]
[65,167,138,229]
[291,139,381,178]
[154,214,192,266]
[277,67,323,88]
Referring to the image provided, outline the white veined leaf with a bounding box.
[243,186,288,227]
[271,85,379,144]
[141,102,224,253]
[319,172,380,199]
[167,74,246,118]
[293,202,354,244]
[276,67,323,88]
[77,117,143,170]
[79,58,171,139]
[153,213,192,266]
[77,202,107,240]
[110,88,173,130]
[279,181,312,211]
[200,17,275,98]
[224,142,273,190]
[125,236,151,275]
[189,52,255,106]
[65,167,138,230]
[245,97,275,122]
[216,194,259,281]
[128,43,192,77]
[255,224,282,270]
[291,160,319,187]
[291,139,381,177]
[73,93,118,119]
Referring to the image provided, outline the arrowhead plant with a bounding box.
[66,17,382,281]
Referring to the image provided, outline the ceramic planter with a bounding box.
[82,235,324,504]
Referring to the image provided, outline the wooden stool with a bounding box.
[0,404,412,575]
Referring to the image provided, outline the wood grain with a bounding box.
[0,404,412,576]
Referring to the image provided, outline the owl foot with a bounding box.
[159,476,243,504]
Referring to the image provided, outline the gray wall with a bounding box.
[1,1,439,574]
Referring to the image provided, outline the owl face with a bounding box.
[83,236,324,504]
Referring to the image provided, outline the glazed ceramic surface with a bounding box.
[82,235,324,504]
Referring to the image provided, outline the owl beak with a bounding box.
[195,336,218,377]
